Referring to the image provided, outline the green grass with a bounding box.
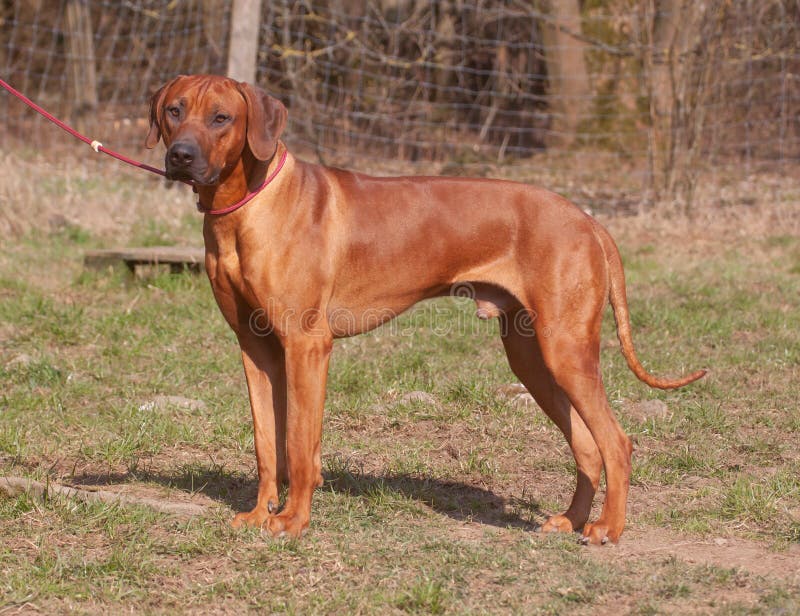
[1,215,799,613]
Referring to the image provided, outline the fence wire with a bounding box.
[1,0,798,207]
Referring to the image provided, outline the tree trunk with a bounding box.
[646,0,709,202]
[647,0,681,197]
[537,0,591,149]
[65,0,98,123]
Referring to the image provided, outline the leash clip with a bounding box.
[90,140,103,153]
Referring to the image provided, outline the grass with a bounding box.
[1,164,799,613]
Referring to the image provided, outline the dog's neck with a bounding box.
[195,145,276,213]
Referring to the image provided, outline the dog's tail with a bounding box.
[596,225,707,390]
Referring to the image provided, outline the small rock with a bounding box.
[713,537,729,547]
[510,392,536,407]
[495,383,536,407]
[636,399,669,418]
[139,395,207,413]
[398,391,437,406]
[495,383,528,397]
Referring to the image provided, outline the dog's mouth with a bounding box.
[165,165,220,186]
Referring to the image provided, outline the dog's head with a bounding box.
[145,74,287,185]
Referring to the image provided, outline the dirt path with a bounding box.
[596,526,800,582]
[446,516,799,582]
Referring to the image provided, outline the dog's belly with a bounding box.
[325,282,523,338]
[323,175,544,337]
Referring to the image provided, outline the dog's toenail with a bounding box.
[579,536,590,545]
[601,536,608,544]
[268,500,276,513]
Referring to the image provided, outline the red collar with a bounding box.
[197,149,288,216]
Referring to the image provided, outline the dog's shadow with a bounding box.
[318,464,542,531]
[70,460,543,532]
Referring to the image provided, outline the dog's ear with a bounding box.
[145,76,182,149]
[236,82,287,162]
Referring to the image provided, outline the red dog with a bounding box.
[145,74,706,545]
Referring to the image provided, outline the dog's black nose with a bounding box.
[167,141,199,168]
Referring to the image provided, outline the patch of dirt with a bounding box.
[594,526,800,582]
[446,520,494,543]
[438,502,800,591]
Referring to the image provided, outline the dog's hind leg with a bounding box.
[533,319,632,545]
[500,313,603,536]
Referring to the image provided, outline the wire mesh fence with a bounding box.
[1,0,798,210]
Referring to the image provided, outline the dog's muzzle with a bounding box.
[165,140,217,184]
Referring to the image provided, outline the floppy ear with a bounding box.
[145,76,183,149]
[236,82,288,161]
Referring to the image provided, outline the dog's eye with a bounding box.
[213,114,230,125]
[167,106,180,119]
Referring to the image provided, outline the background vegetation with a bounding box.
[2,0,798,207]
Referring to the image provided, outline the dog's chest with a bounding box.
[206,247,238,290]
[202,234,266,328]
[207,243,263,297]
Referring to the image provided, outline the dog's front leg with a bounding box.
[231,330,287,529]
[263,333,332,538]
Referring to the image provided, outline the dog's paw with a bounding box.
[231,507,270,529]
[264,511,310,538]
[540,514,576,534]
[579,521,620,546]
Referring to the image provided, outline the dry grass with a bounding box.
[0,151,194,240]
[1,151,799,613]
[2,147,799,240]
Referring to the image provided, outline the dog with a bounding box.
[145,74,706,545]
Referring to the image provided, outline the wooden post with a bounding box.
[227,0,263,84]
[65,0,98,118]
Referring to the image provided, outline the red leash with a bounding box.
[0,76,170,179]
[0,76,286,215]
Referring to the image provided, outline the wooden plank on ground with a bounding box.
[0,476,210,517]
[84,246,206,273]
